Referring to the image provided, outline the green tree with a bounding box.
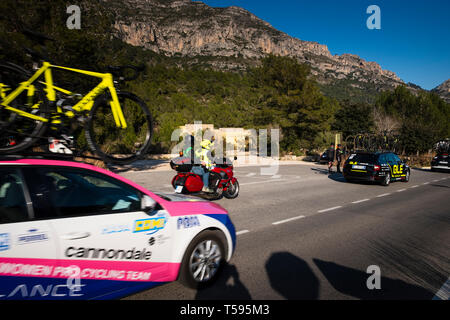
[332,100,374,139]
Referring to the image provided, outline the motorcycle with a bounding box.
[170,156,239,200]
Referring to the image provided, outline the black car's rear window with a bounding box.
[349,153,377,163]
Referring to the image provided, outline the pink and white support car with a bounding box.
[0,158,236,299]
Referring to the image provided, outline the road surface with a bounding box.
[120,162,450,300]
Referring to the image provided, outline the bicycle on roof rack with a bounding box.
[345,131,402,154]
[0,29,153,164]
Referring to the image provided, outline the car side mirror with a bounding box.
[141,195,157,214]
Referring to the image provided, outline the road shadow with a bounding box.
[411,168,434,173]
[310,168,354,184]
[265,252,319,300]
[109,159,170,173]
[195,264,252,300]
[430,183,450,189]
[311,167,330,175]
[313,259,434,300]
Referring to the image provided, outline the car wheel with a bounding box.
[178,230,227,289]
[403,170,410,182]
[381,172,391,186]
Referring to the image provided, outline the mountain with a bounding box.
[108,0,408,103]
[432,79,450,103]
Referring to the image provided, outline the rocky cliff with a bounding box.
[107,0,415,101]
[432,79,450,103]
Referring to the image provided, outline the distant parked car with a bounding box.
[319,150,331,164]
[431,152,450,172]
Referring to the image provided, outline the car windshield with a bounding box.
[348,153,377,163]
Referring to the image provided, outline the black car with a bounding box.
[319,150,331,164]
[431,152,450,172]
[343,151,410,186]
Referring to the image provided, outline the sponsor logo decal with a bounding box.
[101,224,131,235]
[0,283,85,298]
[392,164,404,176]
[133,217,166,235]
[17,229,49,245]
[0,233,10,251]
[65,247,152,261]
[0,259,155,283]
[177,216,200,229]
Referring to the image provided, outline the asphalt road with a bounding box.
[120,162,450,300]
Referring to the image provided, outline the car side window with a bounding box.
[23,167,142,220]
[378,154,386,164]
[386,153,396,164]
[393,154,402,163]
[0,168,29,224]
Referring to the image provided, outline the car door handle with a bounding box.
[61,232,91,240]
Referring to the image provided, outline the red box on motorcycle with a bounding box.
[170,156,194,172]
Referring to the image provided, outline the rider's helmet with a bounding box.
[201,139,212,150]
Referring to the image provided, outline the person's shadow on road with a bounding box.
[265,252,319,299]
[195,264,252,300]
[313,259,434,300]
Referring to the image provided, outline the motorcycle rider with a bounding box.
[191,138,214,193]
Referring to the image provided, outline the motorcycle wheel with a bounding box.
[223,180,239,199]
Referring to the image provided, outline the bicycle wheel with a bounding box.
[0,64,49,153]
[86,91,153,164]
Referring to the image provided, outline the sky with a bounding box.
[201,0,450,90]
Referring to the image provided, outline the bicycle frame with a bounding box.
[0,62,127,128]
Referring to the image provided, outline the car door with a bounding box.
[387,153,403,180]
[0,167,59,300]
[386,153,397,179]
[392,154,407,178]
[22,165,173,299]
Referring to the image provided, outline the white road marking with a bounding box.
[376,193,391,198]
[433,179,439,182]
[245,173,256,177]
[236,230,250,236]
[423,182,430,185]
[318,206,342,213]
[271,175,282,179]
[351,199,370,204]
[239,179,288,186]
[272,215,305,225]
[432,276,450,300]
[410,185,419,188]
[396,189,406,192]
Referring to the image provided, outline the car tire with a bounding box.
[403,170,410,182]
[178,230,227,289]
[381,172,391,186]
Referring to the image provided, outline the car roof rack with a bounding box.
[0,151,103,163]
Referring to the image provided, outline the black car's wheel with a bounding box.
[178,230,227,289]
[381,172,391,186]
[403,170,410,182]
